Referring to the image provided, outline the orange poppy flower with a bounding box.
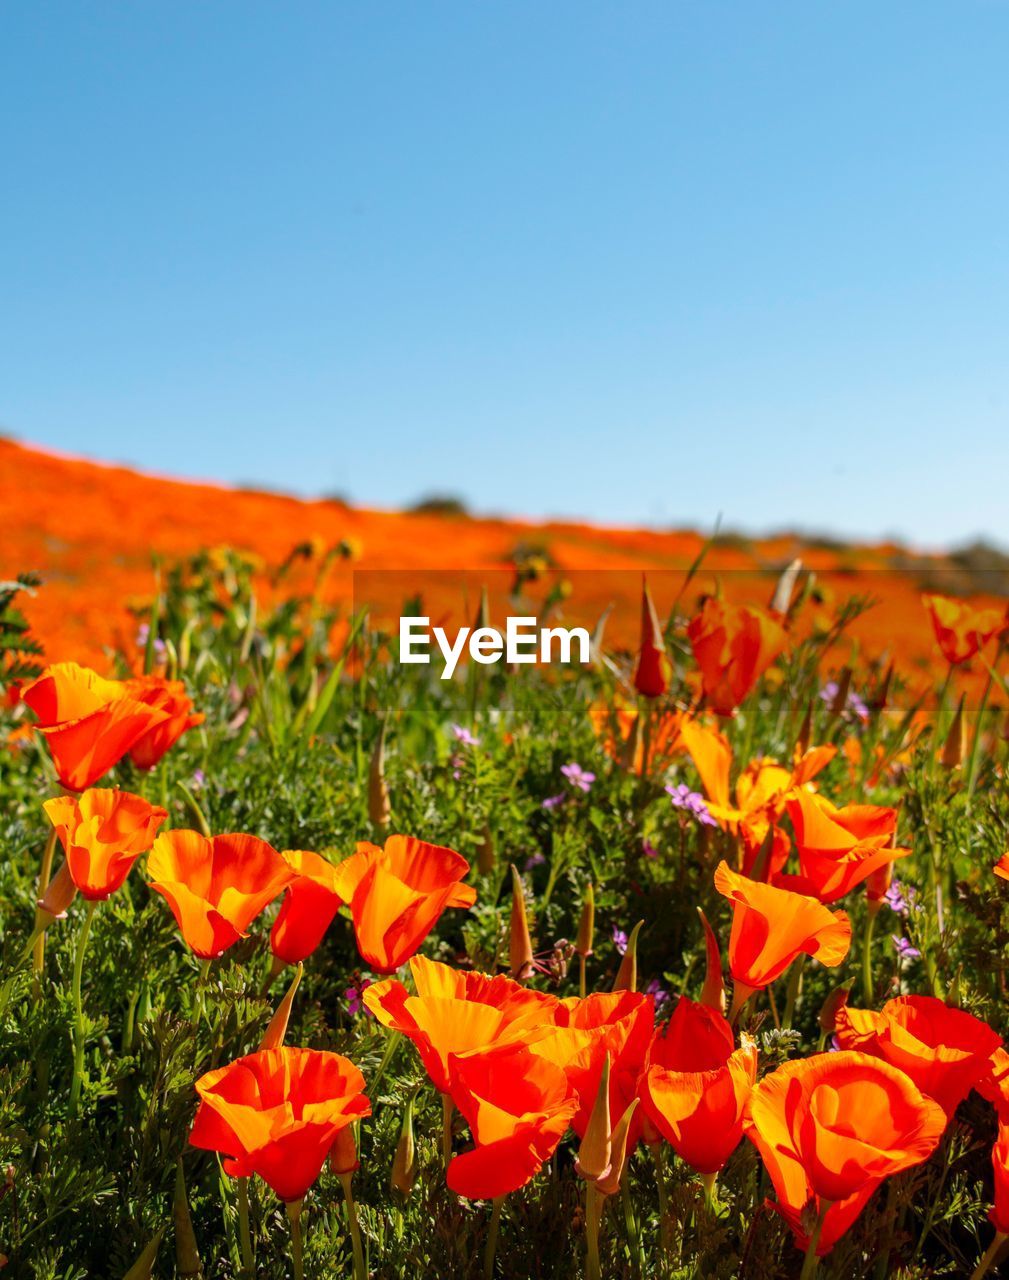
[21,662,170,791]
[363,956,560,1094]
[713,860,851,995]
[269,850,343,966]
[784,790,909,904]
[43,787,166,899]
[990,1125,1009,1235]
[834,995,1002,1117]
[687,598,786,717]
[922,593,1006,665]
[633,577,670,699]
[530,990,654,1144]
[639,997,757,1175]
[147,830,294,958]
[123,675,204,769]
[681,717,834,876]
[332,834,477,973]
[189,1046,370,1202]
[589,694,682,775]
[445,1042,578,1200]
[745,1052,945,1255]
[995,852,1009,883]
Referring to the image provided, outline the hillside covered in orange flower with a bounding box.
[1,436,1005,689]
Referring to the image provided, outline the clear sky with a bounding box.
[2,3,1008,549]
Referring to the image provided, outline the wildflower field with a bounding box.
[3,445,1009,1279]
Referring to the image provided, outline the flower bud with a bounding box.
[634,577,670,699]
[329,1125,359,1178]
[575,1054,612,1183]
[611,921,643,993]
[595,1098,640,1197]
[37,859,77,922]
[509,865,535,981]
[941,695,966,771]
[173,1159,203,1279]
[259,963,303,1051]
[390,1093,418,1198]
[697,907,725,1013]
[818,979,854,1033]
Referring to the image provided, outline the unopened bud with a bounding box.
[612,921,643,993]
[509,865,535,982]
[941,695,966,771]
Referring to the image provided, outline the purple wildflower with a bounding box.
[542,793,567,811]
[524,851,546,871]
[190,769,206,791]
[345,977,372,1016]
[136,623,166,660]
[891,935,921,961]
[819,680,870,724]
[644,978,670,1007]
[612,927,629,956]
[451,724,480,747]
[560,762,596,793]
[884,879,909,916]
[665,783,718,827]
[642,839,659,860]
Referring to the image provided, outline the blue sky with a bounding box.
[2,3,1008,548]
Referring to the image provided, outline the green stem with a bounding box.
[971,1231,1007,1280]
[442,1093,454,1168]
[798,1201,831,1280]
[579,953,587,1000]
[929,666,952,781]
[862,909,877,1005]
[585,1181,603,1280]
[340,1172,367,1280]
[782,954,805,1030]
[237,1177,254,1276]
[69,900,98,1116]
[287,1199,304,1280]
[652,1144,670,1254]
[967,647,1002,800]
[700,1171,717,1208]
[483,1196,504,1280]
[32,826,59,990]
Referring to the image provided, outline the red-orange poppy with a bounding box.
[124,674,204,769]
[784,790,909,904]
[363,955,560,1094]
[745,1052,945,1255]
[633,577,671,699]
[990,1125,1009,1235]
[43,787,166,899]
[270,850,343,966]
[445,1042,578,1200]
[834,995,1002,1117]
[639,997,757,1175]
[687,598,786,717]
[922,594,1006,666]
[995,852,1009,883]
[681,717,834,877]
[189,1046,370,1202]
[21,662,170,791]
[713,860,851,996]
[147,830,294,958]
[332,835,477,973]
[530,990,654,1144]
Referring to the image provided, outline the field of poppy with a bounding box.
[3,442,1009,1278]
